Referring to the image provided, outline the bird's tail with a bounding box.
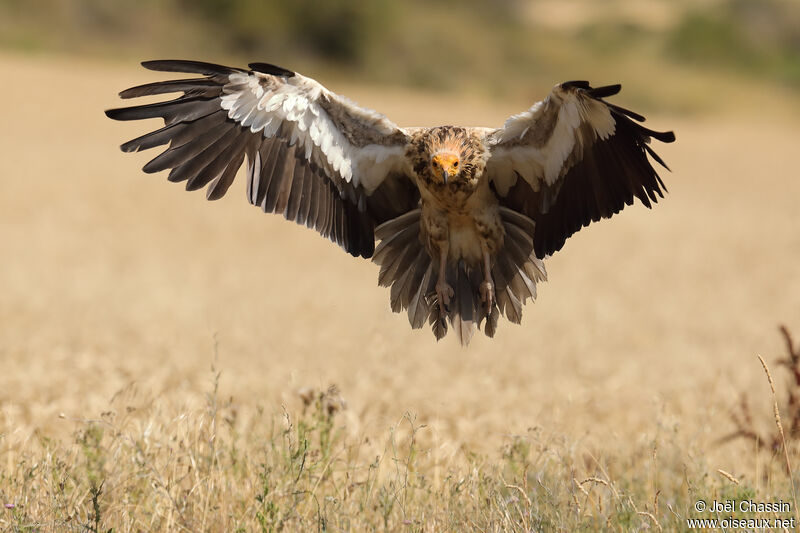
[373,208,546,345]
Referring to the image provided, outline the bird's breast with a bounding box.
[420,187,505,266]
[446,217,486,264]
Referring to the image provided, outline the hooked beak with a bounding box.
[432,153,459,185]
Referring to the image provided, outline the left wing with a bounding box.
[105,60,419,258]
[486,81,675,258]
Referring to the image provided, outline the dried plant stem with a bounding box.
[637,511,663,532]
[716,469,740,485]
[758,354,799,526]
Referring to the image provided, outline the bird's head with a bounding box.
[430,151,461,185]
[412,126,486,191]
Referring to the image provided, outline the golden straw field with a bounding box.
[1,44,800,531]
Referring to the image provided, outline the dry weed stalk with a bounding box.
[718,325,800,527]
[716,469,740,485]
[636,510,663,532]
[297,385,347,417]
[723,325,800,454]
[580,477,611,489]
[757,354,799,527]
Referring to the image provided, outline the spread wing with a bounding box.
[486,81,675,259]
[105,60,419,258]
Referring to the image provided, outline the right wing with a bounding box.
[486,81,674,258]
[105,60,420,258]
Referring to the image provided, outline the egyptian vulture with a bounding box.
[106,60,674,345]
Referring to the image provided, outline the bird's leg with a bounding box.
[435,245,453,317]
[479,245,495,314]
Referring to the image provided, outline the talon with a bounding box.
[479,280,494,313]
[436,281,454,314]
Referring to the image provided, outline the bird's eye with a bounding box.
[453,161,459,168]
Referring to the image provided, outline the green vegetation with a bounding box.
[2,0,798,104]
[666,0,800,87]
[185,0,396,64]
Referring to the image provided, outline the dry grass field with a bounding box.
[1,51,800,531]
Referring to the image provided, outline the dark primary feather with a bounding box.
[587,84,622,98]
[105,96,222,124]
[140,60,237,76]
[119,78,222,99]
[119,111,228,153]
[248,62,295,77]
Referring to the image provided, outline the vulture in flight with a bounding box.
[106,60,675,345]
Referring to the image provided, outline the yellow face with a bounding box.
[430,152,460,184]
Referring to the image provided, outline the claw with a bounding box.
[436,281,454,315]
[479,245,495,315]
[479,280,494,314]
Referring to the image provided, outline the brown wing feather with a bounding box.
[489,81,675,259]
[106,60,418,259]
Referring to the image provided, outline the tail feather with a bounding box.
[500,208,537,235]
[523,259,547,286]
[499,237,537,300]
[383,236,422,294]
[374,209,422,240]
[390,248,423,312]
[398,250,431,312]
[495,268,523,324]
[502,211,547,286]
[375,221,419,286]
[452,263,477,345]
[429,299,448,340]
[372,207,547,345]
[407,264,433,329]
[483,305,500,338]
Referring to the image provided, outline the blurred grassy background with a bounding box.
[2,1,800,530]
[2,0,799,113]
